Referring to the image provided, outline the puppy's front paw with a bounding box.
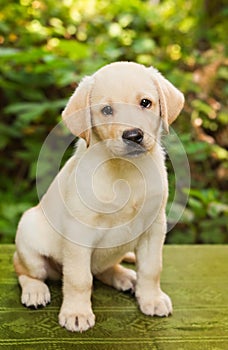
[59,308,95,332]
[138,291,172,317]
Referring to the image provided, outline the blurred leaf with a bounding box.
[218,67,228,80]
[4,99,67,127]
[56,40,90,60]
[217,112,228,125]
[192,99,214,115]
[0,48,19,56]
[188,197,205,218]
[188,188,218,205]
[208,202,228,218]
[211,145,228,160]
[199,217,228,243]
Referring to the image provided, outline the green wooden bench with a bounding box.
[0,245,227,349]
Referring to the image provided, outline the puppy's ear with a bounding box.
[62,76,94,146]
[150,68,185,132]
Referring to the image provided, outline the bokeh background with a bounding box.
[0,0,227,244]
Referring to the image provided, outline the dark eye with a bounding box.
[140,99,152,108]
[101,105,113,116]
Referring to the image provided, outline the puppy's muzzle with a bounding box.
[122,128,145,157]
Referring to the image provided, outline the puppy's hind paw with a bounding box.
[19,276,51,308]
[113,267,137,293]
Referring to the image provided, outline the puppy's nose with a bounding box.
[122,128,144,144]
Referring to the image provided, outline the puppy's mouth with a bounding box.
[124,144,146,158]
[105,138,152,158]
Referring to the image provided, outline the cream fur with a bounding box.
[14,61,184,332]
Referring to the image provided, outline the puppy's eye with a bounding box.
[101,105,113,116]
[140,99,152,108]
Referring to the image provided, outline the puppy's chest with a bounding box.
[71,158,164,230]
[93,173,145,216]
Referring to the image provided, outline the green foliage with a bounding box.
[167,188,228,244]
[0,0,227,243]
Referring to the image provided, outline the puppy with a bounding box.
[14,62,184,332]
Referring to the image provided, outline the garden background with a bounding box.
[0,0,227,244]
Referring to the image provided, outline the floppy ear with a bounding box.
[62,76,94,146]
[150,68,185,132]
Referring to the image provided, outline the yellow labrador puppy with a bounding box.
[14,62,184,332]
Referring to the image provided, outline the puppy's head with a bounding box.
[62,62,184,157]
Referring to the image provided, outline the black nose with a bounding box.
[122,128,144,144]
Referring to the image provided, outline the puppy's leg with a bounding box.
[96,264,136,293]
[14,207,54,308]
[14,251,51,308]
[135,212,172,317]
[58,242,95,332]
